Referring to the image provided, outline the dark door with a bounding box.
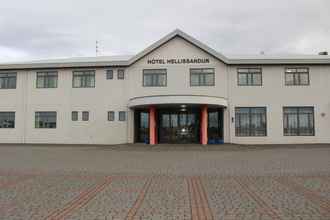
[158,109,199,143]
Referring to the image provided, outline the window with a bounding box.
[235,107,267,136]
[119,111,126,121]
[82,111,89,121]
[143,69,167,87]
[285,68,309,85]
[72,70,95,88]
[0,73,16,89]
[190,68,215,86]
[72,111,78,121]
[237,68,262,86]
[106,70,113,79]
[117,69,125,80]
[36,71,58,88]
[108,111,115,121]
[0,112,15,128]
[283,107,314,136]
[35,112,56,128]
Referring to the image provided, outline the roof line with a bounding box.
[0,29,330,70]
[127,29,229,65]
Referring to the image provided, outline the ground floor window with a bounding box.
[0,112,15,128]
[71,111,78,121]
[135,110,149,143]
[119,111,126,121]
[283,107,314,136]
[82,111,89,121]
[35,112,57,128]
[208,109,223,141]
[108,111,115,121]
[235,107,267,136]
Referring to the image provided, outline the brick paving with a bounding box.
[0,144,329,220]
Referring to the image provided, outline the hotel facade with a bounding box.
[0,29,329,145]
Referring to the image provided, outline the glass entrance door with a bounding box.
[158,109,199,143]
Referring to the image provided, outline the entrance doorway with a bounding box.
[134,106,224,144]
[158,108,200,143]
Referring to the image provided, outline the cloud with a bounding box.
[0,0,329,62]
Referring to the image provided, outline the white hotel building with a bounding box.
[0,29,329,145]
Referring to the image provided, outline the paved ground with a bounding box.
[0,144,329,220]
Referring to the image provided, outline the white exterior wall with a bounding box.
[0,68,129,145]
[228,65,330,144]
[0,36,329,145]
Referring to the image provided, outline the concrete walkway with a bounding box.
[0,144,329,219]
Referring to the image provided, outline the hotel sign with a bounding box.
[147,58,210,65]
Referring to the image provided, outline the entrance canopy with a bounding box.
[128,95,228,108]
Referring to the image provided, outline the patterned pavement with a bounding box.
[0,145,329,220]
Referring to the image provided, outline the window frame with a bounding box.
[283,106,315,136]
[117,69,125,80]
[35,111,57,129]
[142,69,167,87]
[0,112,15,128]
[82,111,89,121]
[235,107,267,137]
[189,68,215,87]
[36,71,58,88]
[72,70,95,88]
[285,67,310,86]
[108,111,115,121]
[0,72,17,89]
[237,68,262,86]
[118,111,126,121]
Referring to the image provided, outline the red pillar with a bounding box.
[149,106,157,145]
[200,105,208,145]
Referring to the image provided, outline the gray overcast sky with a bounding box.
[0,0,329,61]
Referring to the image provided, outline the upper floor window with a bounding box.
[285,68,309,86]
[235,107,267,136]
[117,69,125,80]
[35,111,57,128]
[0,72,16,89]
[283,107,314,136]
[36,71,58,88]
[0,112,15,128]
[72,70,95,88]
[190,68,215,86]
[237,68,262,86]
[106,70,113,80]
[143,69,167,87]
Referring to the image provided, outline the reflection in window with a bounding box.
[143,69,167,87]
[190,68,215,86]
[0,112,15,128]
[35,112,57,128]
[283,107,314,136]
[235,107,267,136]
[0,73,16,89]
[73,71,95,88]
[237,68,262,86]
[162,114,170,128]
[37,71,58,88]
[285,68,309,85]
